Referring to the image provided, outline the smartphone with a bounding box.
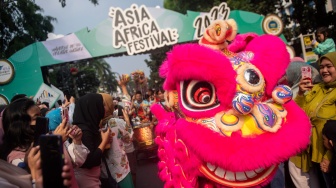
[99,123,108,132]
[301,66,312,80]
[39,135,65,188]
[62,107,69,122]
[33,117,50,146]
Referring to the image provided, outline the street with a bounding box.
[136,153,164,188]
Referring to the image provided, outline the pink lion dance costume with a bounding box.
[151,20,311,188]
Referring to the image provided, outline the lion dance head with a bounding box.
[151,19,311,188]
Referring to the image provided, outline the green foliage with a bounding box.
[84,58,118,93]
[75,67,100,96]
[58,0,98,7]
[226,0,277,15]
[145,46,173,90]
[49,58,117,97]
[164,0,220,14]
[0,0,56,58]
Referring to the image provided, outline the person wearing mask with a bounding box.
[1,98,38,168]
[289,51,336,188]
[72,93,112,188]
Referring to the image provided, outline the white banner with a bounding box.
[51,84,65,102]
[34,83,60,108]
[42,33,92,62]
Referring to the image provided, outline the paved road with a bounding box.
[136,154,164,188]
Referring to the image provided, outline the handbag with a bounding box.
[100,157,119,188]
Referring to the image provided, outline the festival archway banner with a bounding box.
[1,3,287,103]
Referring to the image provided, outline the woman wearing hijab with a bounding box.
[289,51,336,188]
[100,93,134,188]
[72,93,112,188]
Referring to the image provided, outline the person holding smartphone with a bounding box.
[72,93,112,188]
[100,93,135,188]
[1,98,37,168]
[289,51,336,188]
[49,110,90,169]
[27,145,73,188]
[0,145,73,188]
[50,115,89,188]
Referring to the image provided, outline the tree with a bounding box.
[164,0,223,14]
[75,66,100,96]
[163,0,336,52]
[49,58,118,97]
[82,58,118,93]
[0,0,56,58]
[58,0,98,7]
[145,46,172,90]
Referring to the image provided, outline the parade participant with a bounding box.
[130,91,150,124]
[155,87,165,104]
[72,93,112,188]
[289,51,336,188]
[146,88,155,106]
[151,19,311,187]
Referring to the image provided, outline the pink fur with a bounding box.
[159,59,169,78]
[228,34,290,97]
[161,44,237,118]
[227,33,258,52]
[174,101,310,172]
[153,33,310,188]
[152,104,201,187]
[245,35,290,97]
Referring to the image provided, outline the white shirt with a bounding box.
[100,118,133,182]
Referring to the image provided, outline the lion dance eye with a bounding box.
[236,63,265,93]
[180,80,219,111]
[244,69,261,86]
[215,24,221,36]
[194,87,211,103]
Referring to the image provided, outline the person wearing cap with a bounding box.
[289,51,336,188]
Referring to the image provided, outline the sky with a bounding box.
[35,0,164,77]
